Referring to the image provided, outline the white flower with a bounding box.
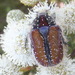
[0,54,23,75]
[56,3,75,34]
[20,0,39,6]
[6,9,25,24]
[1,10,36,67]
[35,57,75,75]
[26,1,57,25]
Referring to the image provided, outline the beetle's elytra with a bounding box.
[31,13,63,67]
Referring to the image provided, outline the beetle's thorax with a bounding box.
[33,14,55,29]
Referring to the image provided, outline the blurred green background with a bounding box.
[0,0,75,75]
[0,0,29,33]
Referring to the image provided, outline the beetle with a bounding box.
[31,13,63,67]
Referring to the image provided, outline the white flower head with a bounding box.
[35,57,75,75]
[1,20,37,67]
[1,10,36,67]
[0,54,23,75]
[20,0,39,6]
[26,1,57,25]
[6,9,25,24]
[56,3,75,34]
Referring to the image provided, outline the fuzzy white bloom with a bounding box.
[26,1,57,25]
[6,9,25,24]
[35,57,75,75]
[0,54,23,75]
[20,0,39,6]
[56,3,75,34]
[1,10,36,67]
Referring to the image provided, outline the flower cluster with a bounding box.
[36,57,75,75]
[1,9,36,67]
[20,0,39,6]
[0,54,23,75]
[56,2,75,34]
[1,1,75,75]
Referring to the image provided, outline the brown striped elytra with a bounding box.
[31,13,63,67]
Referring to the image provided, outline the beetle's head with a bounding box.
[33,13,56,29]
